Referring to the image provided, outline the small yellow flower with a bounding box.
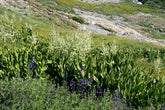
[152,74,155,77]
[161,71,165,75]
[154,70,158,74]
[145,69,149,73]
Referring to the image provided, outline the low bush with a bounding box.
[140,0,165,9]
[1,31,165,108]
[0,78,130,110]
[72,16,85,24]
[0,13,165,109]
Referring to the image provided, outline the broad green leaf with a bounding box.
[93,75,99,84]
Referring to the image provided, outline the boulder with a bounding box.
[133,0,143,5]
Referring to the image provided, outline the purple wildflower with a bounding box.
[95,86,103,96]
[113,89,121,104]
[161,104,165,110]
[32,57,35,60]
[80,66,85,74]
[29,57,35,72]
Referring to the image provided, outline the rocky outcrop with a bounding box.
[70,8,165,45]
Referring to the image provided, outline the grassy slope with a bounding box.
[0,0,164,70]
[35,0,165,40]
[0,1,165,109]
[92,34,162,48]
[0,3,78,48]
[36,0,164,15]
[0,4,163,49]
[0,0,78,35]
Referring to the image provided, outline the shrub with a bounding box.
[0,78,129,110]
[0,23,165,109]
[137,7,153,13]
[141,0,165,9]
[72,16,85,24]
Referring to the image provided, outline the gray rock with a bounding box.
[133,0,143,5]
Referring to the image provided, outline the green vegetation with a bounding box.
[0,1,165,110]
[92,34,162,48]
[141,0,165,9]
[0,78,131,110]
[0,15,165,109]
[0,3,77,36]
[36,0,164,15]
[72,16,85,24]
[34,0,165,40]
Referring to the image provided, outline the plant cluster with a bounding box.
[72,16,85,24]
[140,0,165,9]
[0,14,165,109]
[0,13,38,44]
[0,78,131,110]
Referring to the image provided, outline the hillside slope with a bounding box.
[0,0,165,46]
[0,0,77,32]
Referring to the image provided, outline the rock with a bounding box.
[133,0,143,5]
[159,28,165,32]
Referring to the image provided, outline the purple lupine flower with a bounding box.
[95,86,102,95]
[80,66,85,74]
[88,75,93,85]
[68,78,77,91]
[114,107,117,110]
[68,73,94,96]
[29,57,35,72]
[113,96,120,104]
[80,70,83,74]
[161,104,165,110]
[113,89,121,104]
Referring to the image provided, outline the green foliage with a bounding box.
[40,1,76,14]
[0,78,130,110]
[115,5,138,14]
[47,30,92,85]
[0,13,17,42]
[137,7,154,13]
[0,4,165,109]
[0,78,56,110]
[0,25,165,108]
[0,45,49,79]
[72,16,85,24]
[142,0,165,9]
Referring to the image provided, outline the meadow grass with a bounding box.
[0,2,165,110]
[36,0,164,16]
[0,6,77,36]
[91,34,162,48]
[0,78,131,110]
